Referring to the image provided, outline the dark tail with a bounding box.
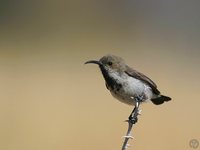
[151,95,171,105]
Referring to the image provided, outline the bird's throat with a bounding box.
[99,66,122,91]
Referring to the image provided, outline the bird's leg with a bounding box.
[128,97,141,124]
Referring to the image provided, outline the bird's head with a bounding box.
[85,54,127,74]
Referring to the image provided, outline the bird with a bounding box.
[85,54,171,123]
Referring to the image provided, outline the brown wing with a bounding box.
[125,66,160,95]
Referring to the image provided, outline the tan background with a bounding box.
[0,1,199,150]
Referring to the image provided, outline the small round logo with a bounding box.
[189,139,199,149]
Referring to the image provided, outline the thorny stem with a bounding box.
[121,101,141,150]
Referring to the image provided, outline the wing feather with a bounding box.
[125,66,160,95]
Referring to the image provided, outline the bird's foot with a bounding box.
[128,116,138,124]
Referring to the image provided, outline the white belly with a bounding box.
[108,72,153,105]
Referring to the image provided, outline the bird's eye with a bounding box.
[108,61,113,66]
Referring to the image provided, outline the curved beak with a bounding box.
[84,60,102,66]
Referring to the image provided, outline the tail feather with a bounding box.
[151,95,171,105]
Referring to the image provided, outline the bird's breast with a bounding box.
[107,72,153,105]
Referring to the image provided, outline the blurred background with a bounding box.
[0,0,200,150]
